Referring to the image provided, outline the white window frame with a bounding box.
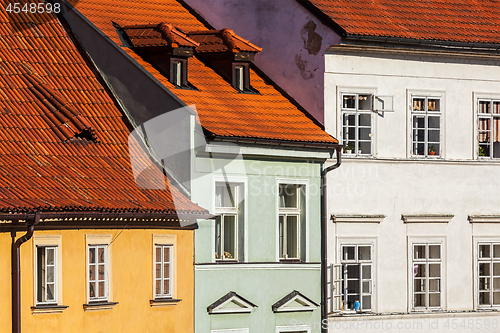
[235,65,244,91]
[475,241,500,309]
[154,244,173,298]
[336,243,373,313]
[409,240,444,311]
[476,98,500,159]
[86,234,112,304]
[33,235,62,307]
[276,179,308,261]
[340,92,374,156]
[214,182,240,261]
[276,325,311,333]
[88,244,108,302]
[152,234,177,302]
[408,91,444,158]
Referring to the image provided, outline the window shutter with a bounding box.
[328,264,343,312]
[373,95,394,112]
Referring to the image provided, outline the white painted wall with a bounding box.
[325,48,500,327]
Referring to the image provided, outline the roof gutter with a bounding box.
[210,135,339,151]
[321,146,342,332]
[12,213,39,333]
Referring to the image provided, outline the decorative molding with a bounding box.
[31,305,68,315]
[83,302,118,312]
[149,298,181,307]
[402,215,453,223]
[469,215,500,223]
[207,292,257,314]
[272,290,319,313]
[195,263,320,271]
[332,215,385,223]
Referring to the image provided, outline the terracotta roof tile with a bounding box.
[188,29,262,53]
[123,23,199,48]
[0,0,206,215]
[304,0,500,44]
[73,0,337,144]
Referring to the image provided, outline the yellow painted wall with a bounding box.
[1,228,194,333]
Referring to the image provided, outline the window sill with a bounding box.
[215,260,239,263]
[150,298,182,307]
[279,259,303,263]
[83,301,118,312]
[31,305,68,315]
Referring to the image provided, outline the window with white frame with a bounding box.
[411,96,441,157]
[36,246,57,304]
[278,184,305,260]
[336,244,372,312]
[155,244,172,298]
[88,244,108,302]
[215,182,242,261]
[477,242,500,308]
[341,93,372,156]
[412,243,441,310]
[478,100,500,158]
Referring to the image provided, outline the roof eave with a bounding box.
[209,135,340,151]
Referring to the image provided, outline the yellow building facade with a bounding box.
[1,228,194,332]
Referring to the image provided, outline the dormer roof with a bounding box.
[122,23,199,49]
[188,29,262,54]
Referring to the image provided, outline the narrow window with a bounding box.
[412,244,441,310]
[88,244,108,302]
[478,243,500,307]
[235,65,244,91]
[172,60,182,87]
[411,96,441,157]
[341,93,372,156]
[215,183,240,261]
[339,245,372,311]
[478,100,500,158]
[36,246,57,304]
[279,184,301,260]
[155,244,172,298]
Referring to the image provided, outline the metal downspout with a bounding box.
[321,147,342,332]
[12,213,39,333]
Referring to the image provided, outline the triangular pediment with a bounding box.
[208,291,257,314]
[272,290,319,313]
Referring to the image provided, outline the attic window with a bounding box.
[170,58,188,87]
[232,63,250,92]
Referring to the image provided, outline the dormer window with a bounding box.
[233,63,250,92]
[235,65,243,91]
[170,58,187,87]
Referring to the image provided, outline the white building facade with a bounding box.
[325,45,500,332]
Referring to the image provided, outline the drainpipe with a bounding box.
[321,147,342,332]
[11,213,39,333]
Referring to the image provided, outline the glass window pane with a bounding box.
[163,279,170,295]
[494,244,500,258]
[89,264,95,280]
[479,277,490,291]
[155,280,161,295]
[164,247,170,263]
[47,248,55,265]
[494,263,500,276]
[414,245,426,259]
[413,98,425,111]
[156,263,161,279]
[343,95,356,109]
[428,99,440,111]
[493,277,500,290]
[362,281,370,293]
[358,113,371,126]
[98,265,104,280]
[479,292,490,305]
[47,266,55,283]
[494,292,500,305]
[429,264,440,277]
[343,246,355,260]
[415,264,426,278]
[47,284,55,301]
[89,247,95,264]
[286,215,299,258]
[37,248,45,303]
[429,293,440,307]
[358,246,371,261]
[98,247,105,264]
[414,293,425,307]
[215,183,236,208]
[358,127,371,141]
[362,295,371,310]
[429,245,441,259]
[347,279,360,294]
[279,215,284,258]
[346,264,360,279]
[223,215,236,259]
[428,116,440,129]
[155,247,161,262]
[414,279,425,292]
[480,244,491,258]
[479,101,491,114]
[429,279,440,292]
[428,130,440,143]
[163,263,170,280]
[359,141,371,154]
[480,263,491,276]
[358,95,371,110]
[215,217,222,260]
[89,282,96,298]
[98,282,105,297]
[493,101,500,114]
[279,185,298,208]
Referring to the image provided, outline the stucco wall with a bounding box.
[183,0,341,124]
[2,228,194,333]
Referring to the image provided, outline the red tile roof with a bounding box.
[123,23,199,48]
[303,0,500,44]
[73,0,337,145]
[0,0,206,215]
[188,29,262,53]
